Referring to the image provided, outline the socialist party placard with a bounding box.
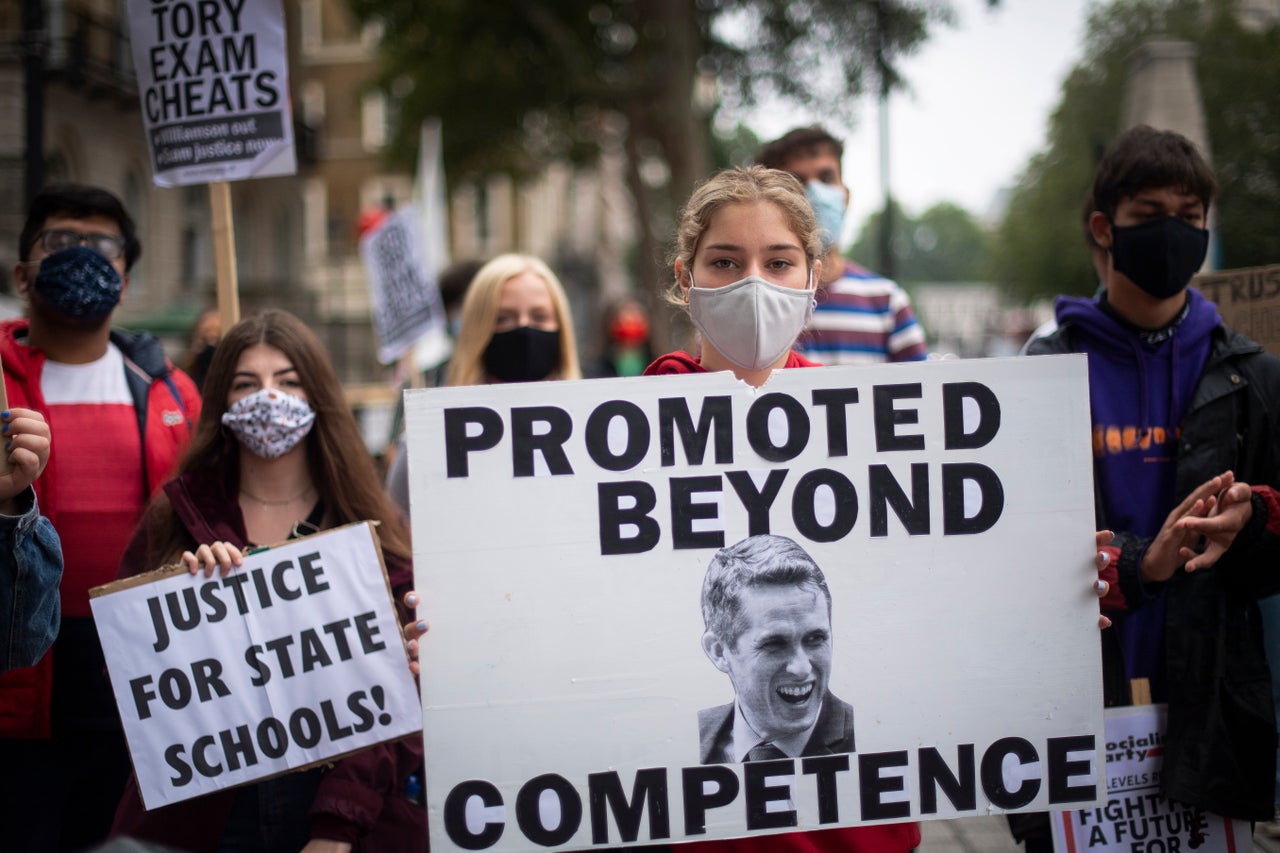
[90,523,420,809]
[404,354,1106,850]
[1050,705,1250,853]
[126,0,297,186]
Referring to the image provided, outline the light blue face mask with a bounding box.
[805,180,847,252]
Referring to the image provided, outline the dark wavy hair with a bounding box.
[755,125,844,171]
[20,183,142,270]
[1092,125,1217,221]
[148,309,410,564]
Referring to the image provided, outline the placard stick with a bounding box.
[209,181,241,331]
[0,352,10,475]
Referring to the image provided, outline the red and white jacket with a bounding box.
[0,317,201,738]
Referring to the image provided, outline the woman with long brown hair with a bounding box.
[111,308,423,853]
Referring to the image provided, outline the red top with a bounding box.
[644,349,822,376]
[642,347,922,853]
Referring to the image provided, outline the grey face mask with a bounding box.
[688,273,815,371]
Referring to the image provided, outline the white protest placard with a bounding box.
[404,355,1106,850]
[1050,705,1250,853]
[126,0,297,186]
[89,523,420,809]
[359,207,448,365]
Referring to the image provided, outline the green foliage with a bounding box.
[713,0,951,118]
[346,0,950,213]
[1197,10,1280,268]
[990,0,1278,301]
[346,0,610,177]
[346,0,957,301]
[851,200,990,283]
[708,120,762,171]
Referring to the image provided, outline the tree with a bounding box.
[346,0,953,298]
[851,200,990,283]
[990,0,1280,302]
[1197,10,1280,268]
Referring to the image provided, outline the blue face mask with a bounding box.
[805,180,847,252]
[32,245,123,319]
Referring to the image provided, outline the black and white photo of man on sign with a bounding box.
[698,534,855,764]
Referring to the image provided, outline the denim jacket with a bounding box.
[0,487,63,673]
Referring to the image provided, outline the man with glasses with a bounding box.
[0,184,202,850]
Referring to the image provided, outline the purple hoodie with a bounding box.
[1054,288,1222,699]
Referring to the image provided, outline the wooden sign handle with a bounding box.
[0,351,11,476]
[209,181,241,332]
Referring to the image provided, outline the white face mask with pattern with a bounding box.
[221,388,316,459]
[688,272,815,371]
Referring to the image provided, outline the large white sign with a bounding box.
[90,523,420,809]
[405,355,1107,850]
[126,0,297,186]
[1051,705,1250,853]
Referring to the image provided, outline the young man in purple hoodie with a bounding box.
[1020,126,1280,849]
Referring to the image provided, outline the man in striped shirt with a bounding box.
[758,126,928,365]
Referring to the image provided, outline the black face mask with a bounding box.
[482,326,562,383]
[1110,216,1209,300]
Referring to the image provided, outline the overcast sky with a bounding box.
[744,0,1093,233]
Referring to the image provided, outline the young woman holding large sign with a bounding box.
[641,165,923,852]
[110,309,424,852]
[644,166,827,391]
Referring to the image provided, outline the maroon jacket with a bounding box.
[643,349,922,853]
[109,468,426,851]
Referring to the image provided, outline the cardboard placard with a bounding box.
[1194,263,1280,356]
[90,522,420,809]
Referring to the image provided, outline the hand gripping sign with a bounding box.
[90,522,420,809]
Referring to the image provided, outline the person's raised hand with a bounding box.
[1176,480,1254,572]
[0,408,51,513]
[1140,472,1234,583]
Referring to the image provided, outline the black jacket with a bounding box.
[1030,321,1280,820]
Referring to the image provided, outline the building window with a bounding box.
[362,92,387,152]
[299,0,322,52]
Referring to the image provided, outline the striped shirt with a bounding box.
[795,261,928,365]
